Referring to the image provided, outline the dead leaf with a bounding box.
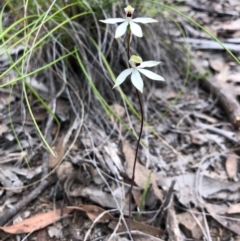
[205,202,240,235]
[227,203,240,214]
[123,141,151,188]
[177,209,204,239]
[109,219,163,237]
[225,152,238,179]
[158,173,240,206]
[122,141,163,201]
[49,136,65,168]
[131,231,164,241]
[69,204,164,237]
[68,204,114,223]
[0,209,71,234]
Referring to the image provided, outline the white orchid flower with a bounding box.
[113,55,165,93]
[99,5,158,38]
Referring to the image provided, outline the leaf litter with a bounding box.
[1,0,240,240]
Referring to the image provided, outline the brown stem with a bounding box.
[129,89,144,221]
[126,28,144,226]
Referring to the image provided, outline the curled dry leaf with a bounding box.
[225,152,238,179]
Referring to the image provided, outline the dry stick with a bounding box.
[0,179,51,226]
[125,28,144,225]
[192,59,240,128]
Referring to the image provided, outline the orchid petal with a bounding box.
[131,69,143,92]
[131,17,158,24]
[138,69,165,81]
[99,18,125,24]
[113,68,133,88]
[138,61,161,68]
[115,21,129,38]
[129,21,143,37]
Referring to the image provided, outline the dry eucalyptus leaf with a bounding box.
[205,203,240,235]
[159,174,240,206]
[68,204,114,223]
[109,219,164,237]
[49,136,65,168]
[0,209,71,234]
[177,209,204,239]
[122,141,163,201]
[225,153,238,179]
[131,231,164,241]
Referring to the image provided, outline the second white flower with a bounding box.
[113,55,165,93]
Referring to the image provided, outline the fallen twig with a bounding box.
[192,60,240,128]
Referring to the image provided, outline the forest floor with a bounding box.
[1,0,240,240]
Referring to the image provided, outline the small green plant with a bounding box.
[99,5,165,224]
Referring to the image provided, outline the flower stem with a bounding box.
[126,27,144,225]
[129,88,144,221]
